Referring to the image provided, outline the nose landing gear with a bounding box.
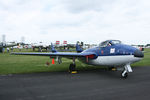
[121,64,132,78]
[121,70,128,78]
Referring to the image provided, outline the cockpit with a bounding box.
[99,40,122,47]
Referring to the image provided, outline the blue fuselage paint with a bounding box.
[79,43,143,66]
[83,44,137,57]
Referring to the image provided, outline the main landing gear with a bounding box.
[121,64,132,78]
[69,58,77,74]
[69,63,77,73]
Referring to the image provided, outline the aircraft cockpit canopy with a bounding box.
[99,40,122,47]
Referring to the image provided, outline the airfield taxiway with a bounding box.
[0,66,150,100]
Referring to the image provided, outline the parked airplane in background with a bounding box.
[31,42,50,52]
[11,40,144,78]
[0,42,18,48]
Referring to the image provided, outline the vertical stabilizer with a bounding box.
[51,43,57,53]
[76,43,83,53]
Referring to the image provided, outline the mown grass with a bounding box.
[0,48,150,75]
[0,49,97,74]
[132,48,150,66]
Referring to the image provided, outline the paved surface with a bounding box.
[0,66,150,100]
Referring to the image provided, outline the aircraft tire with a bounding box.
[121,71,128,79]
[69,63,76,72]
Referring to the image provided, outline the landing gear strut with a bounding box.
[121,64,132,79]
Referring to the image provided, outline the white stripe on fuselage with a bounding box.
[82,55,142,66]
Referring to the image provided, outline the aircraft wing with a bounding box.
[11,52,97,59]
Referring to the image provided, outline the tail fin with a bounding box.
[76,43,83,53]
[51,43,57,53]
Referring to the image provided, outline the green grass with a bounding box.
[0,48,150,75]
[132,48,150,66]
[0,50,97,74]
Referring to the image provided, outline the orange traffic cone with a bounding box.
[52,58,55,64]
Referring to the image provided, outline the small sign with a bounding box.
[63,41,67,44]
[56,41,60,45]
[110,48,115,53]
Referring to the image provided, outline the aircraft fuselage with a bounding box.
[80,44,143,67]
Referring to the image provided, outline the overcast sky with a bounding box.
[0,0,150,45]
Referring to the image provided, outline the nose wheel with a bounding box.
[121,64,132,78]
[121,70,128,78]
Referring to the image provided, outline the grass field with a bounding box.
[132,48,150,66]
[0,48,150,75]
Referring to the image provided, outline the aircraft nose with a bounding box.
[134,50,144,58]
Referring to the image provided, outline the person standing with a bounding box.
[2,48,5,53]
[11,47,13,52]
[7,47,10,53]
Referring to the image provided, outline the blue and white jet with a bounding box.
[11,40,144,78]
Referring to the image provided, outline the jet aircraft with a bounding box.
[11,40,144,78]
